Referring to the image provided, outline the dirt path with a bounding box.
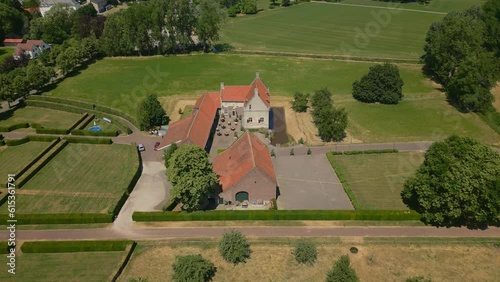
[5,226,499,241]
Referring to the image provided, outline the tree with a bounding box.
[291,91,309,112]
[26,62,54,91]
[483,0,500,57]
[29,3,74,44]
[167,145,218,211]
[401,135,500,229]
[423,8,499,112]
[56,46,80,75]
[282,0,291,7]
[0,53,29,73]
[315,106,348,142]
[137,94,168,130]
[219,230,251,264]
[196,0,226,49]
[352,63,404,104]
[293,239,317,265]
[172,254,216,282]
[164,143,178,167]
[240,0,257,14]
[0,3,24,42]
[326,255,359,282]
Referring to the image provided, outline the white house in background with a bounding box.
[220,73,271,129]
[14,40,51,59]
[40,0,80,17]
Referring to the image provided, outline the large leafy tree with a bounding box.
[311,88,348,142]
[219,230,251,264]
[137,93,168,130]
[240,0,257,14]
[172,254,216,282]
[0,3,24,42]
[401,135,500,229]
[25,62,54,91]
[326,255,359,282]
[167,145,218,211]
[482,0,500,57]
[352,63,404,104]
[423,7,500,112]
[291,91,309,113]
[29,3,74,44]
[196,0,226,49]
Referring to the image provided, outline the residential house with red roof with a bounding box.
[14,40,51,59]
[213,131,277,203]
[2,39,23,47]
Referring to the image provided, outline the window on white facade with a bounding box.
[249,104,252,110]
[247,117,253,123]
[224,108,228,115]
[258,117,264,123]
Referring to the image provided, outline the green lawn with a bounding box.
[0,47,14,62]
[87,116,123,132]
[341,0,484,13]
[181,105,194,119]
[220,2,446,59]
[0,141,51,177]
[0,106,82,129]
[0,252,125,281]
[13,144,139,214]
[331,152,425,210]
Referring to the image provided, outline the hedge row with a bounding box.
[5,136,30,146]
[0,122,29,132]
[69,112,89,131]
[0,213,113,224]
[326,153,361,209]
[29,96,139,128]
[33,126,69,135]
[15,139,60,179]
[77,113,95,130]
[330,149,399,155]
[132,210,421,221]
[71,129,119,137]
[63,136,113,144]
[21,240,132,253]
[17,140,68,188]
[111,242,138,282]
[26,100,132,134]
[28,135,59,142]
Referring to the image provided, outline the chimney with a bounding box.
[220,82,224,90]
[256,72,260,78]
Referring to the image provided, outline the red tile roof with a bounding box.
[159,92,220,150]
[246,77,271,108]
[15,40,45,56]
[221,86,251,102]
[213,131,277,191]
[3,39,23,44]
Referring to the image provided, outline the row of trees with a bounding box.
[311,88,348,142]
[0,0,28,43]
[423,0,500,113]
[0,61,53,102]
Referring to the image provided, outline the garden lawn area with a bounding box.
[46,55,500,144]
[0,252,126,281]
[219,2,446,59]
[0,106,82,129]
[329,152,425,210]
[119,239,499,282]
[87,116,123,133]
[0,47,14,62]
[0,141,51,177]
[10,143,139,214]
[181,105,194,119]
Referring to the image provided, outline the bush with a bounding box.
[290,148,295,155]
[270,149,276,157]
[21,240,132,253]
[307,148,312,155]
[5,136,30,146]
[132,210,421,222]
[270,198,278,210]
[291,91,309,112]
[293,239,317,265]
[172,254,216,282]
[352,63,404,104]
[0,213,113,224]
[63,136,113,144]
[326,255,359,282]
[219,230,251,264]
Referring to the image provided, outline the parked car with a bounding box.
[154,142,161,151]
[137,144,145,152]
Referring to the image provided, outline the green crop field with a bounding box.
[0,47,14,62]
[0,252,125,281]
[0,142,50,178]
[46,55,499,144]
[0,106,82,129]
[11,144,139,214]
[330,152,425,210]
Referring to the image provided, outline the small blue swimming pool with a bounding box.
[89,126,102,131]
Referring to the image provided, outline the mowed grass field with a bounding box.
[331,152,425,210]
[119,240,500,282]
[220,2,446,59]
[0,142,50,177]
[10,144,138,214]
[341,0,484,13]
[0,47,14,62]
[47,55,500,144]
[0,252,126,281]
[0,106,82,129]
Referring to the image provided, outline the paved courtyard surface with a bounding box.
[273,155,354,210]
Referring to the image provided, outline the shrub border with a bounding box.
[0,122,30,132]
[21,240,132,253]
[0,213,113,224]
[326,152,361,209]
[329,149,399,155]
[63,136,113,144]
[111,242,138,282]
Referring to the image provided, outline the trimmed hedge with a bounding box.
[68,112,89,131]
[77,113,95,130]
[330,149,399,155]
[21,240,132,253]
[15,139,60,179]
[0,122,30,132]
[5,136,30,146]
[0,213,113,224]
[28,135,59,142]
[17,140,68,188]
[110,150,142,218]
[34,127,69,135]
[326,152,361,209]
[63,136,113,144]
[71,129,119,137]
[29,96,139,128]
[26,100,132,134]
[111,242,138,282]
[132,210,421,221]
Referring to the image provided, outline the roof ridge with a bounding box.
[186,93,207,139]
[247,132,256,168]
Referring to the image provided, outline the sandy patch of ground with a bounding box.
[273,96,362,145]
[168,100,197,123]
[158,95,199,122]
[119,241,499,282]
[493,82,500,111]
